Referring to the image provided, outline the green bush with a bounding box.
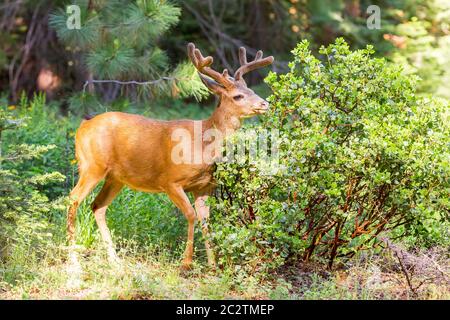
[211,38,450,272]
[0,102,65,274]
[4,93,79,199]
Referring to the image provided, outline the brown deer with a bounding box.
[67,43,274,269]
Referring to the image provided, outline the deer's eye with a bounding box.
[233,94,244,101]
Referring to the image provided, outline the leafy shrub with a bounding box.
[0,103,65,270]
[211,38,450,272]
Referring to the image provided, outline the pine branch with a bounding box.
[82,77,176,93]
[81,67,209,101]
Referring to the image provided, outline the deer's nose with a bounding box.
[259,101,269,110]
[253,100,269,114]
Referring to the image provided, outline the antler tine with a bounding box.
[187,42,233,88]
[238,47,247,65]
[254,50,263,60]
[187,43,198,66]
[193,48,212,68]
[234,47,274,81]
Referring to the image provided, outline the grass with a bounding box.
[0,241,271,300]
[1,227,448,300]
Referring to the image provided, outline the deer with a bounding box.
[67,43,274,270]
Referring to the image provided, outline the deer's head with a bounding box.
[188,43,274,118]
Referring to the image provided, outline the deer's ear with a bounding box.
[198,73,226,95]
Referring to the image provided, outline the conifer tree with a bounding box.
[49,0,208,104]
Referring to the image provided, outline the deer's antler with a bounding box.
[234,47,274,81]
[187,43,234,88]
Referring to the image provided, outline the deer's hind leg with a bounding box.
[67,169,105,247]
[91,177,123,263]
[67,167,105,277]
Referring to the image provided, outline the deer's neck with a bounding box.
[203,101,241,137]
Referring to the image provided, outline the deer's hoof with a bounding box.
[180,261,193,272]
[208,263,217,272]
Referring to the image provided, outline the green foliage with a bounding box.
[0,100,65,266]
[49,0,208,103]
[5,94,78,197]
[389,1,450,99]
[211,38,450,272]
[297,0,450,100]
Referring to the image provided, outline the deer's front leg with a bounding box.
[166,186,196,269]
[194,193,216,268]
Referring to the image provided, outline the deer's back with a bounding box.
[75,112,214,193]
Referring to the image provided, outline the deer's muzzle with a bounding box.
[253,101,270,114]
